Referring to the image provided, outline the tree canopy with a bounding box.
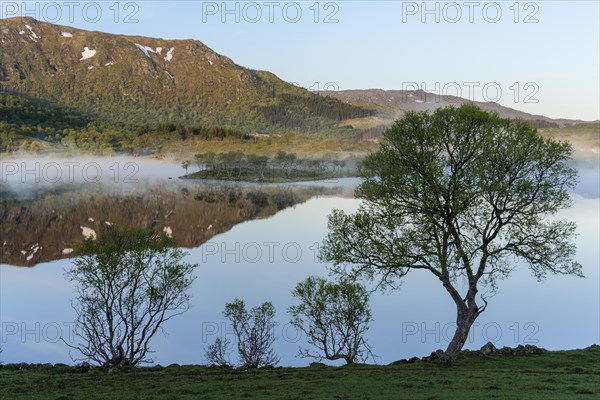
[320,104,581,364]
[65,227,197,368]
[289,277,374,364]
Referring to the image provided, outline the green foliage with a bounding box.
[0,92,93,129]
[187,151,351,182]
[65,226,197,368]
[181,160,190,174]
[223,299,279,368]
[256,93,374,129]
[0,92,248,153]
[289,277,374,364]
[320,104,581,362]
[0,92,93,151]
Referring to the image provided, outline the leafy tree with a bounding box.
[289,277,374,364]
[195,152,216,170]
[320,105,581,364]
[223,299,279,368]
[65,227,197,368]
[274,151,298,179]
[181,160,190,175]
[246,154,270,180]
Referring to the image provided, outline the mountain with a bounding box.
[0,17,590,156]
[318,89,598,160]
[319,89,582,128]
[0,17,372,131]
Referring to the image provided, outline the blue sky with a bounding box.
[4,1,599,120]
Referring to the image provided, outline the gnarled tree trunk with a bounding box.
[435,280,482,365]
[443,304,479,364]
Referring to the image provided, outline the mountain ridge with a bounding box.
[0,17,372,131]
[318,89,584,128]
[0,16,592,153]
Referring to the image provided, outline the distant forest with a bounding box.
[0,93,249,153]
[257,94,374,127]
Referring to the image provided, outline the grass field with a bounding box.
[1,346,598,399]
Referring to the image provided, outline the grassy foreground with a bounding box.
[1,347,598,399]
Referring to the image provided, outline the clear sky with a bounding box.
[3,1,599,120]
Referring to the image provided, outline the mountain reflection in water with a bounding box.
[0,181,343,267]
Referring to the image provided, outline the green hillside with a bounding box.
[0,92,247,153]
[0,17,373,131]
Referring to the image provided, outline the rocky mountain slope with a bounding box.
[0,17,371,131]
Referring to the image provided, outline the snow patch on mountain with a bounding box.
[144,46,162,54]
[164,47,175,62]
[80,46,96,60]
[61,31,73,38]
[135,43,151,59]
[25,24,39,39]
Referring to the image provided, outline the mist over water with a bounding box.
[2,153,596,196]
[0,154,358,199]
[0,154,190,199]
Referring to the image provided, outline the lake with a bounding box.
[0,157,598,366]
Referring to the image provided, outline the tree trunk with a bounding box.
[442,303,479,365]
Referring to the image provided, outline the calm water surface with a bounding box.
[1,159,598,366]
